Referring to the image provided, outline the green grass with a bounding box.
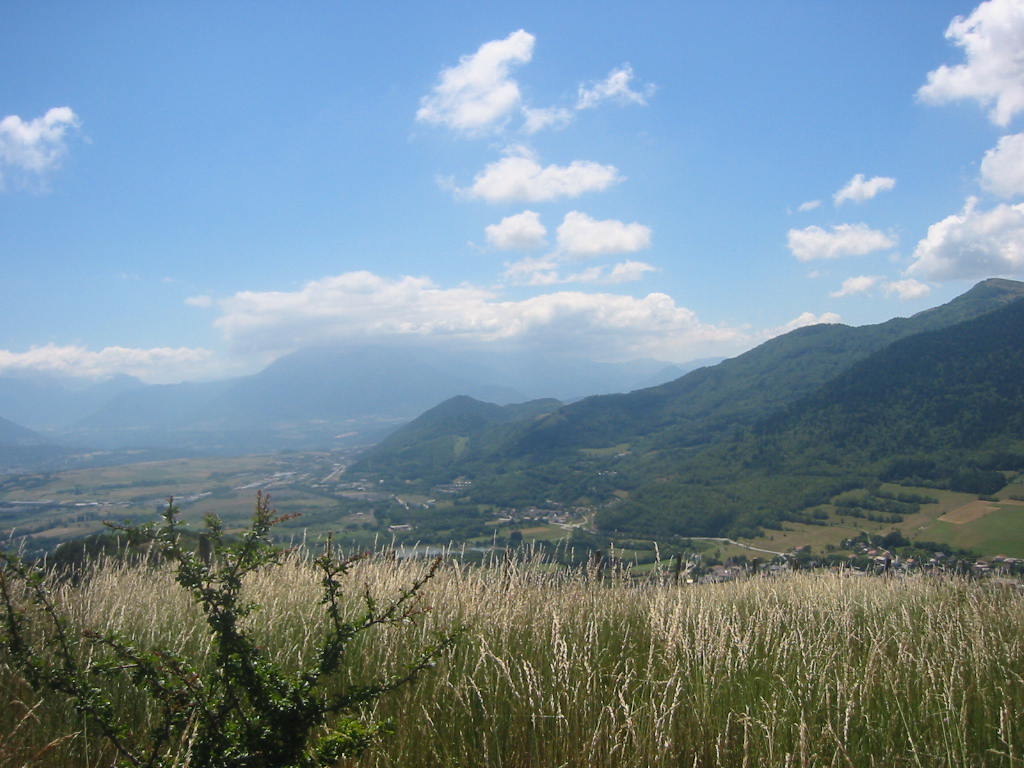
[920,504,1024,557]
[2,550,1022,767]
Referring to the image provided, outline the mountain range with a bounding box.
[0,343,705,467]
[352,278,1024,539]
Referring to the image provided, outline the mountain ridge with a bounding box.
[354,278,1024,539]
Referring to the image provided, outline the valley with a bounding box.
[3,279,1024,573]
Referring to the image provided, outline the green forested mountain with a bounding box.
[354,279,1024,538]
[598,295,1024,538]
[354,395,562,482]
[510,278,1024,456]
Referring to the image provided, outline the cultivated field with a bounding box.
[2,550,1022,767]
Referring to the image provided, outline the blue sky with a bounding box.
[2,0,1024,383]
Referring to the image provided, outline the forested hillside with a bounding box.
[354,279,1024,540]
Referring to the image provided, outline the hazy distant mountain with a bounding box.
[74,379,236,431]
[58,343,688,452]
[0,373,144,431]
[0,414,70,471]
[0,414,47,446]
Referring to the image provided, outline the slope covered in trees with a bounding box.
[354,279,1024,539]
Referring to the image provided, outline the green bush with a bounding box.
[0,493,457,768]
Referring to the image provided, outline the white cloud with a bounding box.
[767,311,843,338]
[502,255,560,285]
[556,211,652,256]
[504,258,657,287]
[833,174,896,205]
[797,200,822,212]
[0,344,216,384]
[917,0,1024,126]
[485,210,547,250]
[522,106,574,134]
[907,196,1024,279]
[607,260,657,283]
[787,223,897,261]
[212,270,747,362]
[885,279,932,300]
[416,30,534,135]
[830,275,883,297]
[185,294,214,308]
[577,65,655,110]
[461,146,622,203]
[0,107,80,188]
[981,132,1024,197]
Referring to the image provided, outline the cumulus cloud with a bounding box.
[0,344,217,384]
[0,106,80,188]
[212,270,746,362]
[833,174,897,205]
[485,210,547,250]
[797,200,822,212]
[885,279,932,300]
[556,211,652,257]
[576,64,655,110]
[416,29,534,135]
[787,223,897,261]
[461,146,622,203]
[981,132,1024,198]
[917,0,1024,126]
[907,196,1024,279]
[830,275,883,297]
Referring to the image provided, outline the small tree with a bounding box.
[0,493,457,768]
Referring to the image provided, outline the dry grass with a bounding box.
[940,500,1000,525]
[2,551,1023,767]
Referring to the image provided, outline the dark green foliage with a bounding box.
[0,494,457,768]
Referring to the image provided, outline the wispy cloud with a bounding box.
[833,174,896,205]
[885,279,931,300]
[830,275,883,297]
[764,311,843,338]
[185,294,214,308]
[522,106,574,134]
[576,64,655,110]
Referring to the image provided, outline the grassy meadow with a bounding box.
[2,549,1023,768]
